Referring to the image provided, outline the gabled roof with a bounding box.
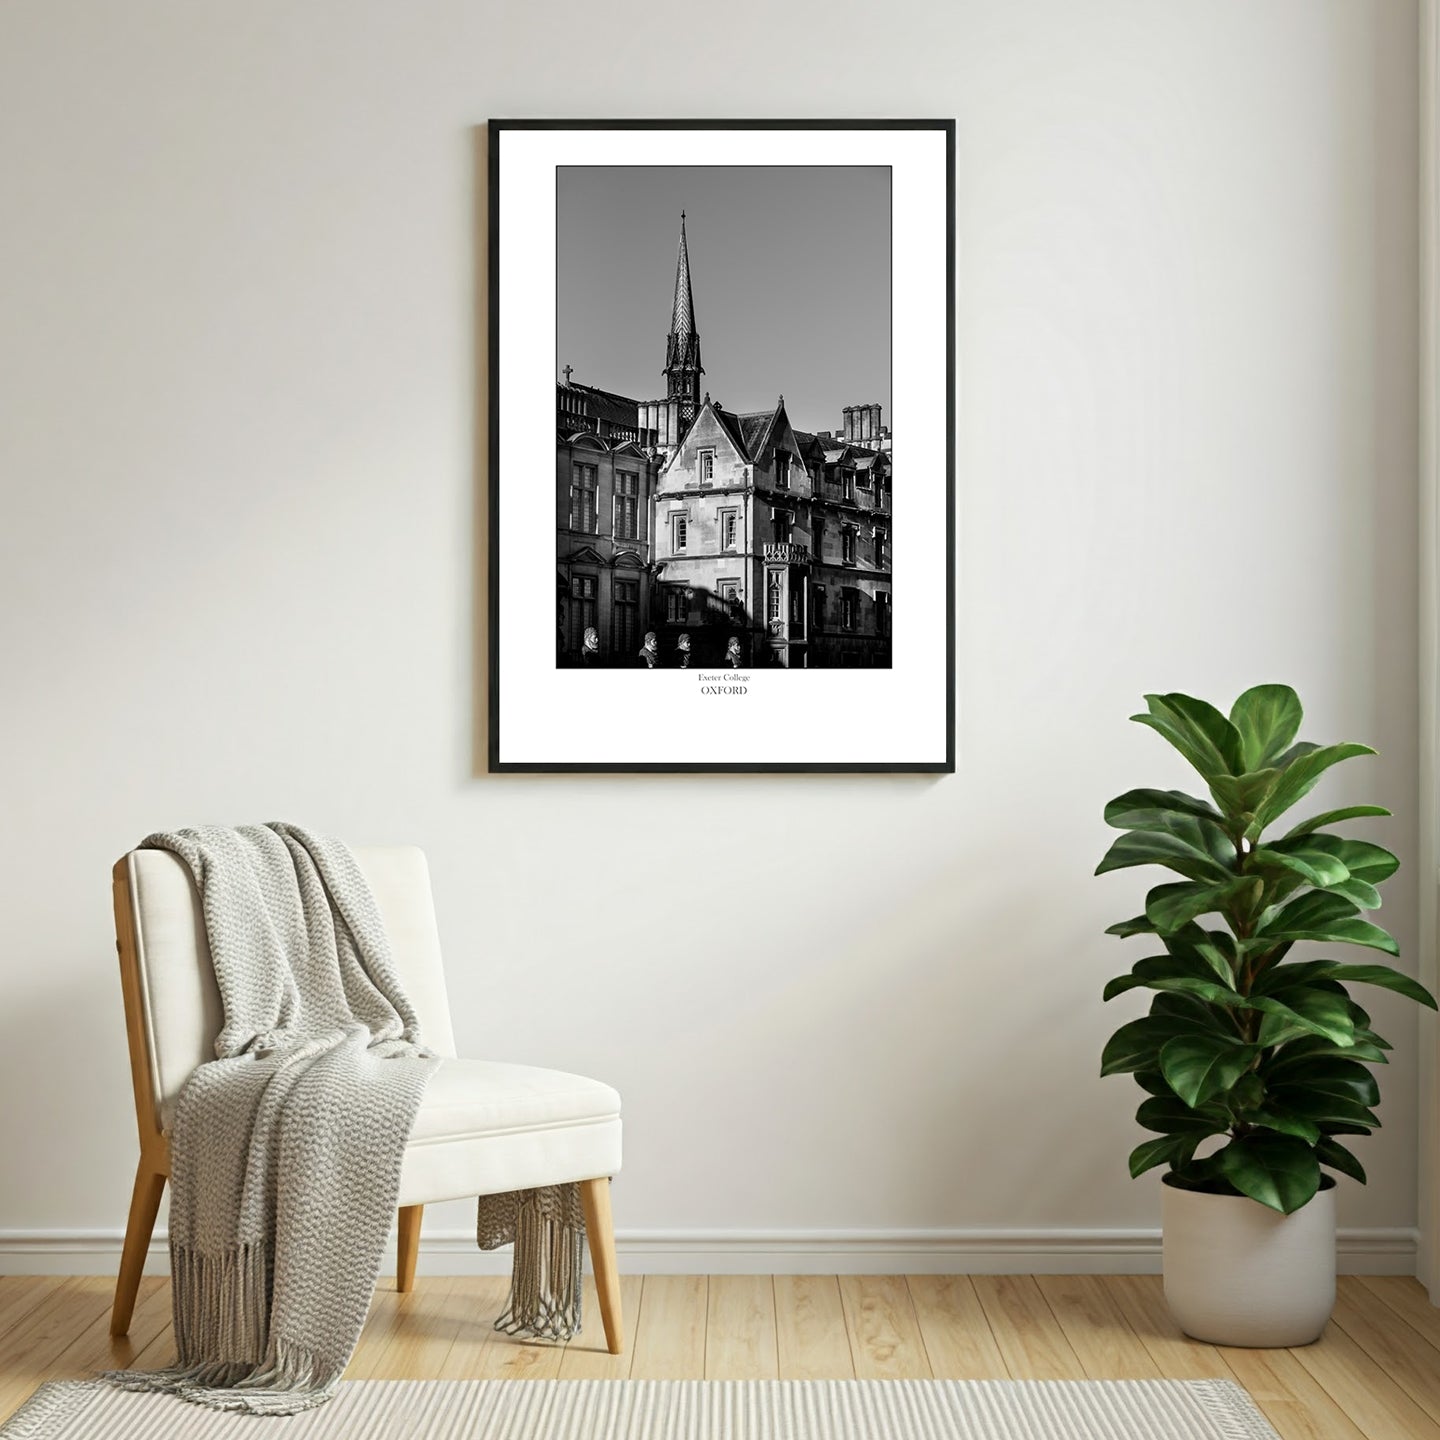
[733,408,779,459]
[711,407,754,461]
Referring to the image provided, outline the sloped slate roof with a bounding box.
[711,407,754,460]
[559,381,641,428]
[733,409,779,458]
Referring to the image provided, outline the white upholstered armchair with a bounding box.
[108,844,623,1351]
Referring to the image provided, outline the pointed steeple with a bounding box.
[671,210,697,342]
[664,211,704,429]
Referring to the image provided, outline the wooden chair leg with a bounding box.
[396,1204,423,1292]
[112,1161,166,1336]
[579,1177,623,1354]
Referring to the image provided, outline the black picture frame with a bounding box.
[488,118,955,774]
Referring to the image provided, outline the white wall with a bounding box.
[0,0,1422,1272]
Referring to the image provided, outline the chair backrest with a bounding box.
[115,844,458,1138]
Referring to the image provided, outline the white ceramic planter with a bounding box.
[1162,1177,1336,1347]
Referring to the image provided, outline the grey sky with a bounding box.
[557,166,891,434]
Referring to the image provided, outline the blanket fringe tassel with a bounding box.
[478,1184,585,1342]
[104,1242,344,1416]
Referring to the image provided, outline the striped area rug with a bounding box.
[1,1378,1278,1439]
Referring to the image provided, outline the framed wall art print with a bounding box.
[488,119,954,773]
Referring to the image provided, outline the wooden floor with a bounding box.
[2,1274,1439,1438]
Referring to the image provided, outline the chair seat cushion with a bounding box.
[409,1058,620,1143]
[163,1057,622,1208]
[398,1058,621,1207]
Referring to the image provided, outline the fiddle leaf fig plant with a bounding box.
[1098,685,1436,1215]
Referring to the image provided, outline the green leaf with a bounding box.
[1306,962,1437,1010]
[1316,1136,1367,1184]
[1132,693,1244,780]
[1216,1134,1322,1214]
[1282,805,1392,840]
[1129,1134,1198,1179]
[1159,1034,1258,1108]
[1228,1072,1264,1111]
[1208,769,1282,825]
[1161,921,1238,967]
[1251,985,1357,1046]
[1248,743,1377,838]
[1146,876,1262,932]
[1101,1013,1215,1076]
[1106,914,1158,939]
[1136,1096,1230,1135]
[1103,950,1230,1003]
[1257,891,1400,955]
[1301,837,1400,887]
[1264,1056,1380,1107]
[1325,877,1384,910]
[1266,1033,1390,1068]
[1103,962,1244,1005]
[1264,1090,1379,1131]
[1104,789,1227,832]
[1246,1109,1322,1144]
[1230,685,1304,771]
[1253,841,1351,889]
[1096,817,1235,883]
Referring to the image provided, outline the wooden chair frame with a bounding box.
[109,857,624,1354]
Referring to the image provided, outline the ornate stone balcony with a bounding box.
[763,542,812,567]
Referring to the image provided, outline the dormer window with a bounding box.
[698,450,715,486]
[775,453,790,490]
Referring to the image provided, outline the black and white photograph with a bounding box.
[490,121,953,771]
[555,166,893,671]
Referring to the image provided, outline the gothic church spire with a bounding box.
[664,211,703,428]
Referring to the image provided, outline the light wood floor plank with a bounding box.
[1035,1274,1161,1380]
[1105,1275,1361,1440]
[837,1275,931,1379]
[1356,1275,1440,1349]
[346,1286,422,1379]
[705,1276,778,1380]
[0,1278,169,1423]
[1102,1276,1230,1382]
[0,1278,57,1346]
[905,1275,1005,1379]
[558,1273,643,1379]
[48,1277,170,1380]
[363,1277,469,1381]
[774,1275,854,1380]
[1287,1316,1440,1440]
[0,1279,115,1421]
[438,1277,569,1380]
[7,1267,1440,1440]
[1331,1277,1440,1425]
[971,1274,1086,1380]
[630,1276,706,1380]
[1217,1345,1369,1440]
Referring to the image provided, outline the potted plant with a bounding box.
[1098,685,1435,1346]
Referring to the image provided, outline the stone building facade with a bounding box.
[556,214,891,668]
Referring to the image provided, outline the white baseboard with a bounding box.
[0,1226,1418,1277]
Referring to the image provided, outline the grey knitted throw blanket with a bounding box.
[105,824,586,1415]
[106,829,587,1411]
[107,825,439,1414]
